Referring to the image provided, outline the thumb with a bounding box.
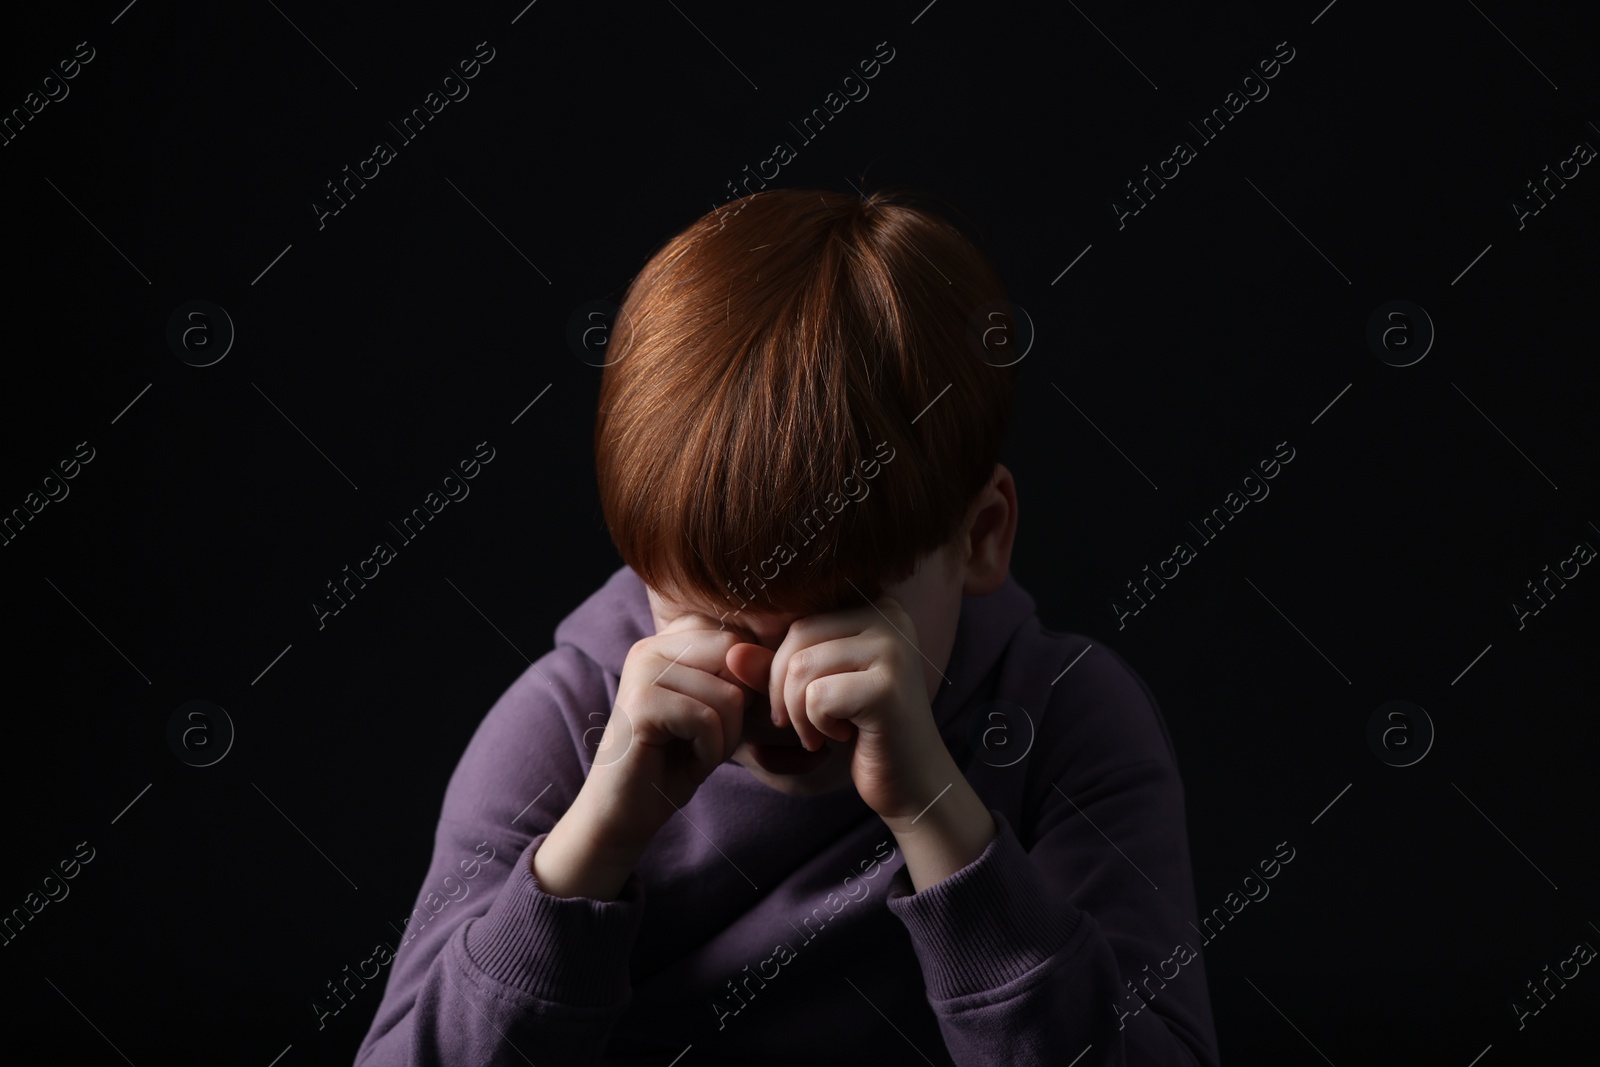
[725,642,773,694]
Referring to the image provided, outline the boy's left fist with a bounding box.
[725,597,948,820]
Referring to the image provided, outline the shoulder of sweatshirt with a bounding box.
[996,617,1186,816]
[436,640,607,836]
[437,566,654,832]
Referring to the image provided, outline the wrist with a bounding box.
[882,759,996,892]
[533,791,649,901]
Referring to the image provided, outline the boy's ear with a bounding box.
[960,464,1017,596]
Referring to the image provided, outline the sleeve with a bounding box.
[352,646,648,1067]
[882,651,1219,1066]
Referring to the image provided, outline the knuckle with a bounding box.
[788,616,819,642]
[787,647,814,679]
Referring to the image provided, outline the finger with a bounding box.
[767,610,872,741]
[800,670,877,745]
[655,669,745,732]
[653,669,746,762]
[636,687,727,769]
[783,638,877,747]
[643,628,746,690]
[724,643,774,703]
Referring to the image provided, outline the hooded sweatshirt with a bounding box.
[352,564,1220,1066]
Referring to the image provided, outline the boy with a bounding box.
[354,189,1220,1065]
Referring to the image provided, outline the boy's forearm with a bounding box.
[530,793,647,901]
[881,753,997,892]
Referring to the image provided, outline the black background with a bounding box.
[2,0,1596,1063]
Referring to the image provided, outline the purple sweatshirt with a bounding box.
[352,564,1220,1066]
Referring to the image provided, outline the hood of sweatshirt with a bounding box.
[553,562,1039,737]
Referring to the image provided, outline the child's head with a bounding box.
[595,187,1020,793]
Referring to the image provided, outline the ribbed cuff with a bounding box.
[460,834,645,1008]
[885,810,1082,1001]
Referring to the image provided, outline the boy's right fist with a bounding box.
[576,615,753,853]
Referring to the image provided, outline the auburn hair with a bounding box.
[594,186,1018,621]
